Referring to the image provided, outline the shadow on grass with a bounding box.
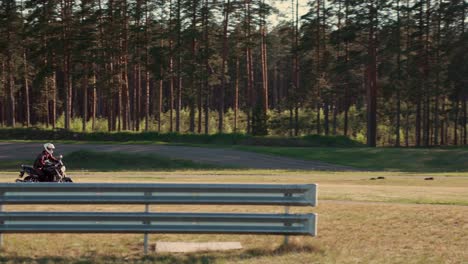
[0,243,323,264]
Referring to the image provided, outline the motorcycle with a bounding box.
[16,155,73,183]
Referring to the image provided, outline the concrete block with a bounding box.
[154,242,243,253]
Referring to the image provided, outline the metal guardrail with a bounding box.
[0,212,316,235]
[0,183,318,254]
[0,183,317,205]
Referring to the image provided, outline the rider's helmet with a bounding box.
[44,143,55,154]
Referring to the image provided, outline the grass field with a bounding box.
[0,170,466,264]
[236,146,468,172]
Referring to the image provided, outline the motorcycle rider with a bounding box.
[33,143,59,182]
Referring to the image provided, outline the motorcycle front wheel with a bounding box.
[61,177,73,183]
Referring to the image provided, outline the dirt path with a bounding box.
[0,142,355,171]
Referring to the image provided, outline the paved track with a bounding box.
[0,142,354,171]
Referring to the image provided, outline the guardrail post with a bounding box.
[0,192,3,247]
[144,192,151,255]
[283,193,292,245]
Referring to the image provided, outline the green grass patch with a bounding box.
[0,160,29,171]
[235,146,468,172]
[66,150,223,171]
[0,128,362,147]
[0,151,222,171]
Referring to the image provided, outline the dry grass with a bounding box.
[0,170,467,263]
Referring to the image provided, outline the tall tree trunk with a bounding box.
[415,0,425,146]
[116,55,122,131]
[92,66,97,131]
[245,0,254,134]
[158,69,163,132]
[3,1,17,126]
[434,0,441,145]
[454,99,459,145]
[201,0,209,134]
[293,0,299,136]
[366,1,378,147]
[204,86,210,134]
[441,98,445,145]
[333,102,338,135]
[170,60,174,132]
[133,0,141,131]
[343,0,350,137]
[137,65,142,131]
[133,65,138,131]
[97,0,106,130]
[415,99,422,146]
[316,0,321,135]
[0,60,5,127]
[218,0,231,133]
[189,99,195,133]
[197,80,202,133]
[169,0,174,132]
[405,109,410,147]
[82,68,88,132]
[175,0,182,133]
[395,0,401,146]
[261,0,269,114]
[423,0,431,146]
[324,102,329,135]
[294,106,299,136]
[61,0,72,130]
[189,0,198,133]
[234,55,239,132]
[335,0,342,137]
[144,0,151,132]
[45,74,50,126]
[51,70,57,129]
[272,65,278,109]
[122,0,130,131]
[176,61,181,133]
[23,50,30,127]
[289,107,293,137]
[445,100,449,145]
[463,97,467,145]
[396,92,401,146]
[344,107,349,136]
[7,54,15,127]
[145,69,150,131]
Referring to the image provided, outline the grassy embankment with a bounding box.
[4,146,468,172]
[3,128,468,172]
[0,171,466,263]
[236,146,468,172]
[0,128,468,172]
[0,151,222,171]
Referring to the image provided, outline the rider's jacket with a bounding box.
[33,150,58,170]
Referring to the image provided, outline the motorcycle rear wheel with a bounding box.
[23,176,39,182]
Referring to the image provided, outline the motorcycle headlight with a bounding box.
[61,166,66,173]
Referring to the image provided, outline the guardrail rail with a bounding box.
[0,183,318,254]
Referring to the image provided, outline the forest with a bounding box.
[0,0,466,147]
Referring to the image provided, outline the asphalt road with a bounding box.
[0,142,354,171]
